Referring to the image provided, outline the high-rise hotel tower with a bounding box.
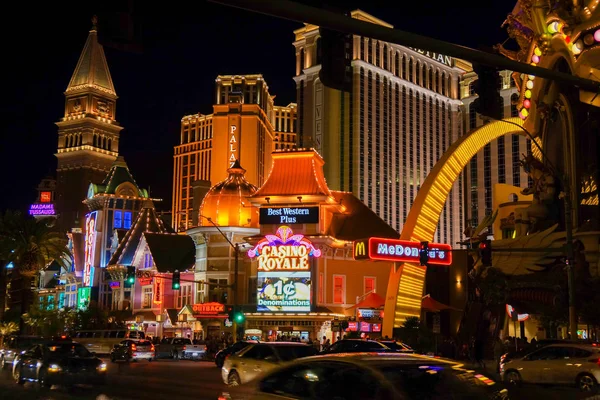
[293,10,468,244]
[172,75,297,231]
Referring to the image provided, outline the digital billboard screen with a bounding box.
[257,271,311,312]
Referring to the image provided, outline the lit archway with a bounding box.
[382,117,525,336]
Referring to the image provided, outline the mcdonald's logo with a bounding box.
[353,240,369,260]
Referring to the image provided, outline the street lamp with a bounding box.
[199,215,242,342]
[496,118,577,340]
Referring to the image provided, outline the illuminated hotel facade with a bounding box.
[460,69,532,232]
[293,10,466,245]
[172,75,297,231]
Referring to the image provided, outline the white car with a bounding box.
[500,343,600,392]
[222,342,318,386]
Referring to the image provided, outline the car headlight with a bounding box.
[48,364,62,372]
[97,363,107,372]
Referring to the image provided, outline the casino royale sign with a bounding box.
[353,237,452,266]
[259,207,319,225]
[248,226,321,271]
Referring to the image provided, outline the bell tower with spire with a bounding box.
[55,16,123,232]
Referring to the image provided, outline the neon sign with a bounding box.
[40,191,52,203]
[248,226,321,271]
[353,238,452,266]
[29,203,56,216]
[83,212,97,287]
[153,277,163,305]
[229,123,238,168]
[192,302,225,316]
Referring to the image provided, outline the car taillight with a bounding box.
[150,344,155,351]
[131,344,137,351]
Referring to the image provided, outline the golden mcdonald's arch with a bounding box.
[354,241,366,258]
[382,117,525,338]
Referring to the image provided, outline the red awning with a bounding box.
[421,294,462,312]
[346,292,386,309]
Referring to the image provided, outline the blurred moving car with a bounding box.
[498,339,598,370]
[500,343,600,392]
[0,335,44,369]
[320,339,393,354]
[110,339,155,362]
[222,342,318,386]
[155,337,192,359]
[379,341,414,354]
[12,341,107,388]
[219,353,509,399]
[181,341,207,360]
[215,341,259,368]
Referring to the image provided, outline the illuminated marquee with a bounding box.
[83,212,97,287]
[353,237,452,266]
[250,226,320,313]
[29,203,56,216]
[248,226,321,271]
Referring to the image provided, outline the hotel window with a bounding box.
[114,210,122,229]
[408,58,414,83]
[510,93,519,117]
[333,275,346,304]
[142,286,153,309]
[318,272,324,303]
[364,277,376,294]
[469,102,477,130]
[124,211,132,229]
[177,284,193,308]
[512,135,521,187]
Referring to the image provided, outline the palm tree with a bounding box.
[0,211,71,331]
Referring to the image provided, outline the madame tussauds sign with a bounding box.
[248,226,321,271]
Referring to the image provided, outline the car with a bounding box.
[320,339,394,354]
[215,340,259,368]
[498,339,597,370]
[379,340,415,353]
[0,335,45,369]
[12,341,107,388]
[155,337,192,359]
[110,339,155,362]
[219,352,510,400]
[181,341,207,360]
[500,343,600,392]
[222,342,318,386]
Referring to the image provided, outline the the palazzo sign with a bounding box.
[229,119,239,168]
[259,207,319,225]
[353,237,452,266]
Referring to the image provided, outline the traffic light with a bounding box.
[479,239,492,266]
[172,270,181,290]
[126,266,136,285]
[319,28,352,92]
[471,63,503,120]
[419,241,429,266]
[226,305,234,322]
[233,308,245,324]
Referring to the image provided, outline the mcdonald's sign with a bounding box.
[353,237,452,266]
[353,239,369,260]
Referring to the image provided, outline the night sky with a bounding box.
[0,0,514,214]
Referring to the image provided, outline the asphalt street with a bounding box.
[0,356,598,400]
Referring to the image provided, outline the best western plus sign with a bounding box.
[353,237,452,266]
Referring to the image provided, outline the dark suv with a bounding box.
[0,335,45,369]
[321,339,394,354]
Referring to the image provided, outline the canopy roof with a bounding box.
[421,294,461,312]
[347,292,386,309]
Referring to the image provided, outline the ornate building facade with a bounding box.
[55,18,122,232]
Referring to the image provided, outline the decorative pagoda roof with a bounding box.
[107,200,170,267]
[249,149,331,202]
[66,16,116,96]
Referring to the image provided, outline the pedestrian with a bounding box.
[321,336,327,351]
[323,338,331,351]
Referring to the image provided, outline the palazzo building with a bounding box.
[293,10,466,245]
[172,75,297,231]
[55,18,122,232]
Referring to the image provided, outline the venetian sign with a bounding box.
[353,238,452,266]
[83,212,97,287]
[248,226,321,271]
[192,302,225,316]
